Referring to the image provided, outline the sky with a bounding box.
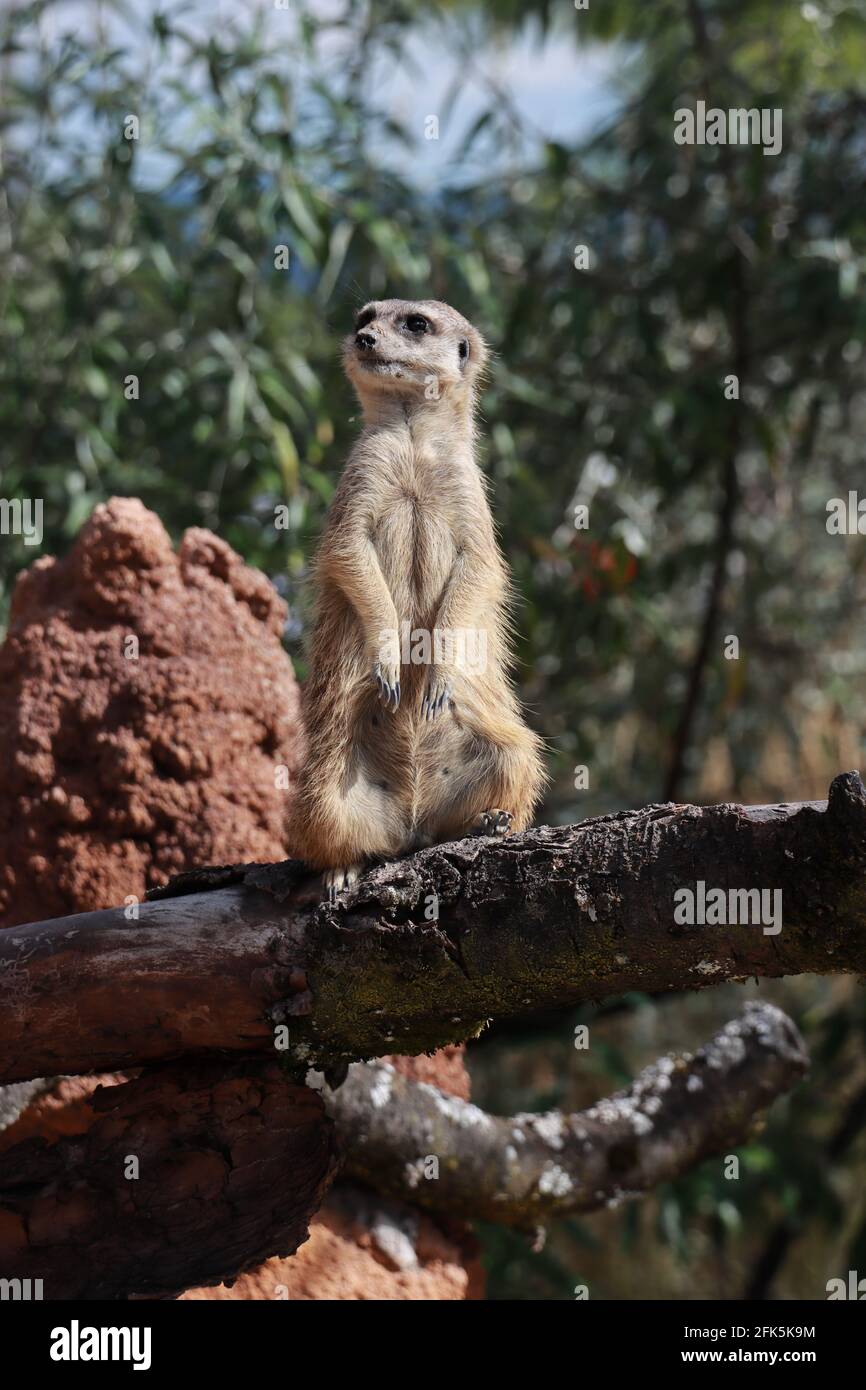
[370,20,624,180]
[25,0,625,188]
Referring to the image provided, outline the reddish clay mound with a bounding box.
[0,497,303,925]
[388,1044,471,1101]
[181,1185,483,1301]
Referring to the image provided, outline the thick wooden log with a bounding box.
[0,1059,339,1300]
[1,772,865,1083]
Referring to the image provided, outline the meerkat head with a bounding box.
[343,298,488,413]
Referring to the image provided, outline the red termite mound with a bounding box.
[0,498,479,1300]
[0,497,303,925]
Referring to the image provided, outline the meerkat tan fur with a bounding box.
[288,297,547,889]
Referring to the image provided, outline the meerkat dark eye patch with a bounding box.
[458,338,469,362]
[355,308,376,330]
[405,314,430,334]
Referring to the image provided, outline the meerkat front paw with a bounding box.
[421,667,451,721]
[323,864,362,894]
[467,808,513,837]
[372,659,401,711]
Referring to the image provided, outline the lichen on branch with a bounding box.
[322,1002,808,1228]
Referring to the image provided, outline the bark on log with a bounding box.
[1,772,864,1084]
[322,1002,808,1228]
[0,1060,339,1300]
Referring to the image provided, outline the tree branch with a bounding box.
[1,772,864,1084]
[322,1002,807,1228]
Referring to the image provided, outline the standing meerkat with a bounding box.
[288,297,547,890]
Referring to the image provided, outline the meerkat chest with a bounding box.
[371,448,469,612]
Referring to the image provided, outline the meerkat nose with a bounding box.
[355,331,376,350]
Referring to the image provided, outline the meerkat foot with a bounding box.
[421,668,451,721]
[467,809,513,837]
[372,661,400,712]
[323,863,362,894]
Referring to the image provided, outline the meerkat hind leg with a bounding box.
[417,734,519,844]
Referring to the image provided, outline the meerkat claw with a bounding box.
[468,809,513,837]
[324,864,361,894]
[422,675,451,721]
[373,664,400,711]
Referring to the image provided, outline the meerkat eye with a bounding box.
[355,308,375,331]
[458,339,469,362]
[405,314,430,334]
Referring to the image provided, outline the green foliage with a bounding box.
[4,0,864,803]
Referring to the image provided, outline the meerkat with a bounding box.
[287,298,547,890]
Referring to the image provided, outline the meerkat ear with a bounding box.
[459,327,488,373]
